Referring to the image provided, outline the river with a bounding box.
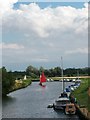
[2,82,80,119]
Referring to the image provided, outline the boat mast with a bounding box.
[77,70,79,80]
[61,56,64,92]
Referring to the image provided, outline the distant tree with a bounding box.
[39,66,45,74]
[54,67,61,77]
[64,68,77,76]
[88,67,90,76]
[44,69,49,77]
[2,67,15,96]
[49,68,55,77]
[26,65,39,78]
[26,65,89,78]
[12,71,26,80]
[45,67,61,77]
[64,67,88,76]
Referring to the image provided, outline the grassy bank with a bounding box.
[9,79,32,93]
[72,78,89,111]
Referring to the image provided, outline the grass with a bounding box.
[72,78,89,111]
[10,79,32,93]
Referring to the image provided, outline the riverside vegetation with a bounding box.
[72,78,90,111]
[1,67,31,96]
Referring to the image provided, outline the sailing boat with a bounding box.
[59,56,67,97]
[39,72,46,87]
[53,57,70,110]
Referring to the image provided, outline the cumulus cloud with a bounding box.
[1,2,88,69]
[2,3,88,37]
[0,0,18,15]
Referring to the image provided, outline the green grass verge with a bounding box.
[72,78,89,111]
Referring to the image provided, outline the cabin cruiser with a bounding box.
[53,92,70,110]
[53,97,70,110]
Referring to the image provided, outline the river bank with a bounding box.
[10,79,32,92]
[72,78,90,120]
[3,79,32,97]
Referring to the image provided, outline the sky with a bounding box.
[0,0,88,71]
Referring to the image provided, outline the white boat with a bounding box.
[47,78,50,82]
[70,86,74,91]
[53,97,70,110]
[50,78,54,82]
[76,79,81,83]
[72,79,76,82]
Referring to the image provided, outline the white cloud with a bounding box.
[0,42,24,50]
[2,3,88,38]
[1,2,88,69]
[0,0,18,15]
[65,48,88,55]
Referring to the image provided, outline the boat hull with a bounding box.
[53,103,66,110]
[65,111,76,115]
[39,82,46,87]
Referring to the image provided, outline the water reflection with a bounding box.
[2,96,16,107]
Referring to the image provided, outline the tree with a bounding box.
[39,66,44,74]
[0,68,2,84]
[54,67,61,77]
[2,67,15,96]
[26,65,39,78]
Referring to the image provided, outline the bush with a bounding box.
[2,67,15,96]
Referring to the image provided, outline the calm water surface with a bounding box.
[2,82,80,119]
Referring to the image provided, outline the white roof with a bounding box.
[56,97,69,101]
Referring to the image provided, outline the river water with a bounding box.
[2,82,80,119]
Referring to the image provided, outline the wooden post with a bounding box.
[87,112,90,118]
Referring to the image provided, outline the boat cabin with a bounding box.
[59,92,68,98]
[53,97,70,110]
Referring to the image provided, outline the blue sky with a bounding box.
[1,1,88,71]
[14,2,85,9]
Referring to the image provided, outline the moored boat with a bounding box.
[65,87,71,97]
[53,97,70,110]
[53,57,70,110]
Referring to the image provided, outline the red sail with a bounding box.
[40,72,46,83]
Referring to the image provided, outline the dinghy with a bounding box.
[39,72,46,87]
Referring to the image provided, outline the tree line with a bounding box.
[13,65,89,78]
